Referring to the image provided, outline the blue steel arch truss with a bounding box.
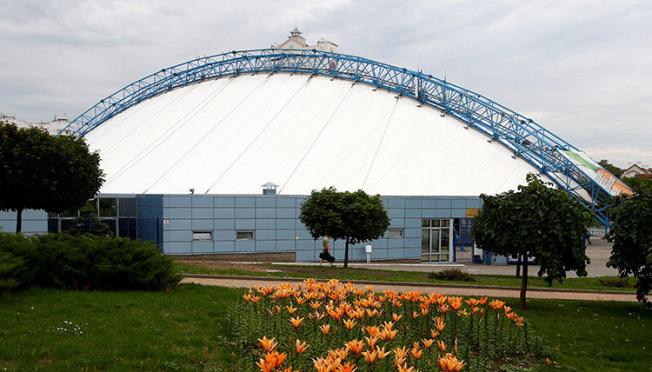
[62,48,616,225]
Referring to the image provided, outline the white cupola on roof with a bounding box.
[271,28,338,52]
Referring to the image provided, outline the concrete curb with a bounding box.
[181,273,634,296]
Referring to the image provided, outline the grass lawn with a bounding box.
[1,285,650,371]
[175,261,636,293]
[0,285,241,371]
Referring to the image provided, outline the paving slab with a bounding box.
[181,277,636,302]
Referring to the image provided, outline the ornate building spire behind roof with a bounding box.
[271,28,338,52]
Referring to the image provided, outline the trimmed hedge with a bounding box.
[0,233,179,291]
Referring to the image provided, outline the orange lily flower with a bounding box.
[393,346,408,360]
[258,336,277,352]
[365,336,378,350]
[435,316,446,332]
[437,353,465,372]
[362,350,378,364]
[379,328,398,341]
[295,339,309,354]
[421,338,435,349]
[313,356,341,372]
[375,346,390,360]
[437,339,447,352]
[392,313,403,322]
[320,324,331,335]
[397,364,416,372]
[489,299,505,310]
[447,296,463,311]
[410,343,423,360]
[256,351,287,372]
[364,325,380,337]
[328,347,349,360]
[343,319,357,330]
[345,339,364,355]
[289,316,304,329]
[336,361,356,372]
[286,305,297,314]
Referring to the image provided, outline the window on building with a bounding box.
[386,228,404,238]
[236,230,255,240]
[192,231,212,241]
[99,198,117,217]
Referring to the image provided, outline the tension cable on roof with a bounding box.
[278,83,355,194]
[106,77,235,187]
[361,97,399,189]
[142,75,272,193]
[203,76,312,194]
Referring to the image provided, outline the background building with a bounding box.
[0,113,72,135]
[622,164,651,179]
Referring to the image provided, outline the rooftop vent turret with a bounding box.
[262,182,279,195]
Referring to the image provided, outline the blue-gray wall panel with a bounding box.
[214,197,235,207]
[235,197,256,208]
[235,219,255,229]
[191,219,214,231]
[192,208,213,219]
[235,208,255,219]
[151,194,480,262]
[214,219,235,229]
[192,196,214,208]
[192,240,214,254]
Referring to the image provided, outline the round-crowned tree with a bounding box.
[473,174,592,309]
[300,187,390,268]
[0,122,104,232]
[607,193,652,308]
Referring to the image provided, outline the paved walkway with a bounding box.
[181,277,636,302]
[224,240,619,278]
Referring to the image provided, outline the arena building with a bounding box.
[3,31,632,262]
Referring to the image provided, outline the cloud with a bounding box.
[0,0,650,164]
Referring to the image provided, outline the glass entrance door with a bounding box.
[421,219,452,262]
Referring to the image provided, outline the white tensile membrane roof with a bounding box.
[85,73,542,196]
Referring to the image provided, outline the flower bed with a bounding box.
[230,279,534,371]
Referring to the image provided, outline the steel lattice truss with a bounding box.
[62,49,613,225]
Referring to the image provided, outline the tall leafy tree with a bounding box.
[300,187,390,268]
[473,174,592,309]
[622,177,652,196]
[0,122,104,232]
[607,194,652,308]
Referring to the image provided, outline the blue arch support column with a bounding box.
[62,48,626,226]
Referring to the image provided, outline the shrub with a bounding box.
[0,251,24,292]
[598,277,633,288]
[0,233,29,292]
[428,268,475,282]
[0,233,179,291]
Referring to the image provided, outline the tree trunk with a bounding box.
[516,253,522,278]
[344,238,350,269]
[15,207,23,233]
[520,253,529,310]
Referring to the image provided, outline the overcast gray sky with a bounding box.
[1,0,650,167]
